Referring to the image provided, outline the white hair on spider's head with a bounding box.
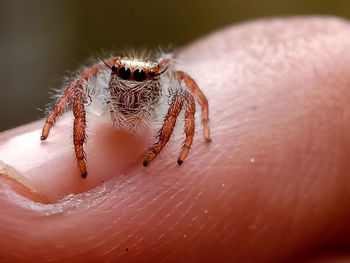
[126,48,153,58]
[118,57,158,71]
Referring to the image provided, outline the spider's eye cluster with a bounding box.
[112,65,158,81]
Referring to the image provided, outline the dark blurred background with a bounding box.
[1,0,349,131]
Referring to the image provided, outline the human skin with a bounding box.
[1,17,350,262]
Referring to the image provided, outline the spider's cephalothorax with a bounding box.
[107,58,162,131]
[41,55,211,178]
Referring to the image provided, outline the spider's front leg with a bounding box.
[143,93,184,166]
[41,58,116,178]
[73,85,88,178]
[41,79,88,178]
[41,84,76,140]
[41,60,114,140]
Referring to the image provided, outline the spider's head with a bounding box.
[110,57,163,82]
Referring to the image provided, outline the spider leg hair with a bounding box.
[175,71,212,143]
[99,56,120,68]
[158,57,172,74]
[100,57,111,69]
[143,93,184,167]
[41,58,115,140]
[178,91,195,165]
[159,65,169,75]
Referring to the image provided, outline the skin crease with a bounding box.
[1,17,350,263]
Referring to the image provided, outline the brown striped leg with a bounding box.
[175,71,212,142]
[41,84,75,140]
[41,57,117,140]
[178,92,195,165]
[73,87,88,178]
[143,93,184,167]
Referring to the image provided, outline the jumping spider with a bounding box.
[41,55,211,178]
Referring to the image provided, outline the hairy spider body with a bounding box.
[41,55,211,178]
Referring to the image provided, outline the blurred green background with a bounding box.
[1,0,349,131]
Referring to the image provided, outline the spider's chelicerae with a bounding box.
[41,54,211,178]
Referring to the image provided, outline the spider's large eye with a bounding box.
[118,67,131,80]
[111,65,118,73]
[133,68,146,82]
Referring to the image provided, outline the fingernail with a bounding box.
[0,161,50,204]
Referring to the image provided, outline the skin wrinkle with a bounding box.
[1,16,350,262]
[146,179,196,241]
[128,172,208,261]
[100,174,194,258]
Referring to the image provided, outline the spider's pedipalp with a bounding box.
[143,92,184,166]
[175,71,211,143]
[178,91,195,165]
